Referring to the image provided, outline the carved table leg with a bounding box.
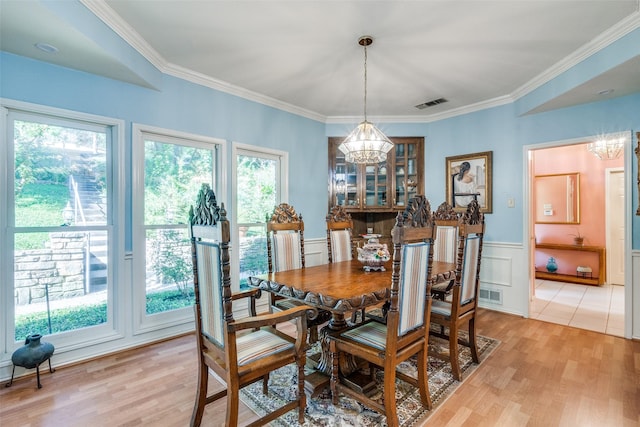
[307,312,376,397]
[316,313,358,375]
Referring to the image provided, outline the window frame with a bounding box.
[231,142,288,310]
[131,123,226,335]
[0,99,125,357]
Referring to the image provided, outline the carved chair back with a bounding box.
[388,195,436,337]
[266,203,305,273]
[189,184,230,354]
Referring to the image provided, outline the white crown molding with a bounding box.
[511,10,640,101]
[163,63,326,122]
[81,0,167,70]
[83,0,639,125]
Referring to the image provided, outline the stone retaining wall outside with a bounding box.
[14,232,87,305]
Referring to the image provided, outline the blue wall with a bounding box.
[2,50,639,248]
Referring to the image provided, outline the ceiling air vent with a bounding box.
[415,98,448,109]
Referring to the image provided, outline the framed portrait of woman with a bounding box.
[445,151,493,213]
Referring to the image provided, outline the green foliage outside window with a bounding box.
[144,141,213,225]
[236,155,277,224]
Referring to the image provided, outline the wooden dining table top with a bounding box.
[247,259,456,314]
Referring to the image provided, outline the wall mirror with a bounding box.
[535,173,580,224]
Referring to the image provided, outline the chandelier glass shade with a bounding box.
[338,36,393,164]
[587,135,625,160]
[339,120,394,163]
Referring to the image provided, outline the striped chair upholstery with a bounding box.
[329,196,436,426]
[431,235,481,317]
[341,320,387,349]
[273,232,302,271]
[433,225,458,263]
[398,241,431,335]
[460,235,481,304]
[189,184,311,426]
[330,229,353,262]
[194,241,224,346]
[343,240,432,344]
[431,201,461,300]
[235,329,294,366]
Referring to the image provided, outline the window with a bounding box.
[1,105,123,350]
[132,125,223,332]
[232,144,287,290]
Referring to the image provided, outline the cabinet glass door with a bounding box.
[364,164,388,207]
[335,151,359,207]
[394,142,419,206]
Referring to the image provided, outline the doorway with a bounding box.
[528,141,626,337]
[606,168,625,285]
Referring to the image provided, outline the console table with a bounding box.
[535,243,606,286]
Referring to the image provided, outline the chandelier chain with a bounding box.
[363,42,368,121]
[336,35,393,164]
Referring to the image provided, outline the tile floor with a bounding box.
[531,279,625,337]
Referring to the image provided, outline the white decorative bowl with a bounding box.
[357,240,390,272]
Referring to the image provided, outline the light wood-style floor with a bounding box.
[1,309,638,426]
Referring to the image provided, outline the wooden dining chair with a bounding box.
[431,201,462,300]
[328,196,436,427]
[267,203,331,343]
[326,205,355,264]
[325,206,365,323]
[429,199,485,381]
[189,185,313,427]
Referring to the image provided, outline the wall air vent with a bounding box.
[415,98,448,109]
[479,288,502,305]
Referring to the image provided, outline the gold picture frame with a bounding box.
[446,151,493,213]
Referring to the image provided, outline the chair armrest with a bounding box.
[231,288,261,301]
[231,288,262,317]
[228,305,318,333]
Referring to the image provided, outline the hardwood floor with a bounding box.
[1,309,638,426]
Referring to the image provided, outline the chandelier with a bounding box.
[338,36,393,164]
[587,134,625,160]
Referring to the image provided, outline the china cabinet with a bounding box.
[328,136,424,238]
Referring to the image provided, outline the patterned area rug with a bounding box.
[240,328,500,426]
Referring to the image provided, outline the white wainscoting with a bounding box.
[631,249,640,340]
[478,242,528,317]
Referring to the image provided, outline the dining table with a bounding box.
[247,258,457,396]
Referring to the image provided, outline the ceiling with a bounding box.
[1,1,639,121]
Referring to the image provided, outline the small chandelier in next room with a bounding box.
[587,133,626,160]
[338,36,393,164]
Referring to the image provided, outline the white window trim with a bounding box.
[0,98,126,366]
[231,142,288,313]
[131,123,227,335]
